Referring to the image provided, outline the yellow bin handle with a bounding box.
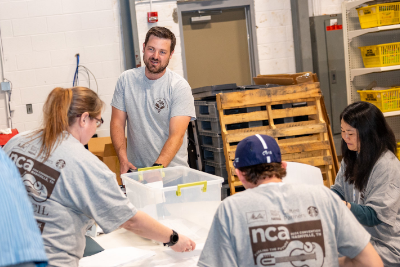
[176,181,207,196]
[138,165,164,172]
[138,165,165,181]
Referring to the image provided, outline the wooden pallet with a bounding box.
[216,82,339,195]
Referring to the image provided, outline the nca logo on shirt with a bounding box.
[9,151,60,203]
[248,220,326,265]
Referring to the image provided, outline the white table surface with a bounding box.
[94,228,204,267]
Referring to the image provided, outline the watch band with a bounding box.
[153,163,163,167]
[163,230,179,247]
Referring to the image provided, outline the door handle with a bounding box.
[331,69,337,84]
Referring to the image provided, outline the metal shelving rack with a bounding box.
[342,0,400,139]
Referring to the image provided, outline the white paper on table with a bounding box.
[149,243,205,267]
[79,247,155,267]
[163,243,205,259]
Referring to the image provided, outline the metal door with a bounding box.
[310,14,347,135]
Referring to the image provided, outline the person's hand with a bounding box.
[120,160,136,174]
[170,234,196,253]
[342,200,351,209]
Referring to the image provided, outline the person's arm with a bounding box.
[339,243,383,267]
[154,116,191,167]
[331,188,345,200]
[331,161,346,200]
[120,211,195,252]
[345,202,382,226]
[111,107,136,173]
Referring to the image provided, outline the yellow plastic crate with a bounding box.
[357,87,400,112]
[397,142,400,160]
[359,42,400,68]
[357,3,400,29]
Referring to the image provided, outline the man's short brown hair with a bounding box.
[144,26,176,53]
[238,163,286,185]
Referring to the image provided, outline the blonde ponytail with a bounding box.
[31,86,104,162]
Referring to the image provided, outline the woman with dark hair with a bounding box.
[331,101,400,266]
[3,87,195,267]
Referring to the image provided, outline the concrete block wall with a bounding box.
[255,0,295,75]
[320,0,346,15]
[0,0,307,137]
[309,0,347,16]
[0,0,122,137]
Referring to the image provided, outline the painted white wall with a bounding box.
[0,0,122,137]
[0,0,296,137]
[309,0,347,16]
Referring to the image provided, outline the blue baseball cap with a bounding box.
[233,134,281,168]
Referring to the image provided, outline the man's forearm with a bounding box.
[155,134,184,167]
[110,122,128,163]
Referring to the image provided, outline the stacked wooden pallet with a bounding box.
[216,82,339,195]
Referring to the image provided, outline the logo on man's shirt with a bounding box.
[9,151,60,203]
[247,210,268,224]
[248,220,325,266]
[307,206,319,217]
[154,98,168,113]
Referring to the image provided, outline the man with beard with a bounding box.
[111,27,195,172]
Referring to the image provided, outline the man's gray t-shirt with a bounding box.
[3,131,136,267]
[331,151,400,266]
[198,183,370,267]
[111,67,196,168]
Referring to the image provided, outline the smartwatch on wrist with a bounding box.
[153,163,163,167]
[163,230,179,247]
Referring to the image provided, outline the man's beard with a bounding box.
[144,56,169,74]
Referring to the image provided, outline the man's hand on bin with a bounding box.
[120,160,136,174]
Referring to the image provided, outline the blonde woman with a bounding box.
[3,87,195,267]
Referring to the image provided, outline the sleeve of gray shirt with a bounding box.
[363,152,400,227]
[332,192,371,259]
[170,76,196,120]
[63,153,136,234]
[111,72,127,112]
[198,203,238,267]
[330,160,346,199]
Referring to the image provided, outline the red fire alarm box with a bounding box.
[148,12,158,23]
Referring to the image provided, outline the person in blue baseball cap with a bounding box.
[198,134,382,267]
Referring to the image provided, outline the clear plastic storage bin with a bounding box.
[121,166,224,241]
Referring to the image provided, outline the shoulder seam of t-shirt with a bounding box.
[98,207,135,234]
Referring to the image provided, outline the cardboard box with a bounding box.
[88,137,122,185]
[253,72,319,86]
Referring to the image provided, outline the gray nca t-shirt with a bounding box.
[111,67,196,168]
[331,151,400,266]
[3,131,136,267]
[198,183,370,267]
